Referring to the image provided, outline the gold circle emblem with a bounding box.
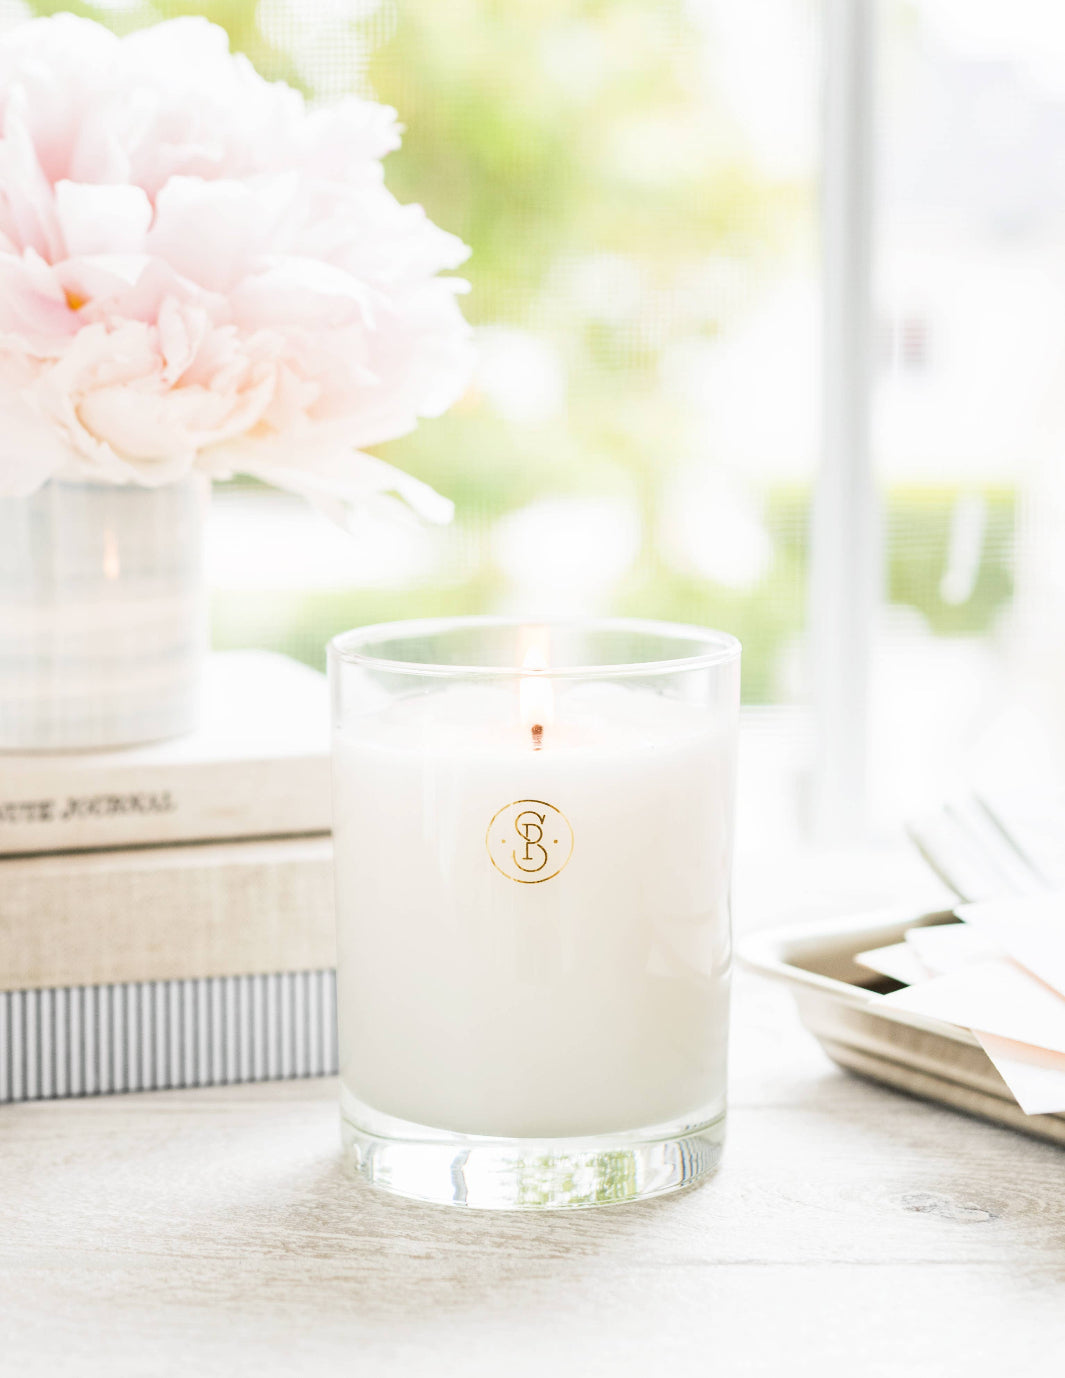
[486,799,574,884]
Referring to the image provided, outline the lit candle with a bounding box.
[329,617,739,1207]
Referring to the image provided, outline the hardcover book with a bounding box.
[0,834,339,1104]
[0,651,331,856]
[0,835,336,992]
[0,970,339,1104]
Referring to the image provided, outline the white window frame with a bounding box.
[810,0,878,839]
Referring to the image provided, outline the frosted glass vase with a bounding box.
[0,476,209,752]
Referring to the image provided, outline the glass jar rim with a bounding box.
[328,615,741,680]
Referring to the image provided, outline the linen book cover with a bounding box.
[0,835,336,993]
[0,651,331,856]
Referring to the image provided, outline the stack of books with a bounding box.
[0,651,337,1103]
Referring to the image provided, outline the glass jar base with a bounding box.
[340,1100,726,1210]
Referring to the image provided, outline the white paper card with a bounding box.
[956,893,1065,1000]
[976,1033,1065,1115]
[855,943,930,986]
[881,958,1065,1055]
[904,923,1001,975]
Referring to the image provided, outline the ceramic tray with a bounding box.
[739,907,1065,1146]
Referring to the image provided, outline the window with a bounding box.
[869,0,1065,831]
[32,0,1065,847]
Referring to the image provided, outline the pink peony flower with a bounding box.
[0,14,472,520]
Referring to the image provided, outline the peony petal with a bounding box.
[0,377,71,495]
[55,181,152,258]
[296,98,401,176]
[156,297,210,386]
[0,14,473,503]
[0,250,76,354]
[146,178,261,293]
[148,175,302,292]
[200,432,454,525]
[230,256,377,332]
[77,384,220,464]
[0,16,120,186]
[121,15,233,71]
[0,88,63,262]
[64,256,226,328]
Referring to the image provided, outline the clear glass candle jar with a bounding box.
[328,616,740,1209]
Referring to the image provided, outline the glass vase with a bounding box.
[0,476,209,752]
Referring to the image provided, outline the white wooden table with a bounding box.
[3,967,1065,1378]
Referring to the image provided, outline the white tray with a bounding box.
[739,907,1065,1146]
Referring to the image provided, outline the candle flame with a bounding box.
[518,627,554,742]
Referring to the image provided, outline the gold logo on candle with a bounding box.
[486,799,573,884]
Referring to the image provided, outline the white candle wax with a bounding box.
[334,679,734,1139]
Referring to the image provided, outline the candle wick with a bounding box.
[531,723,543,750]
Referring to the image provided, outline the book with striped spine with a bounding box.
[1,971,339,1104]
[0,835,338,1104]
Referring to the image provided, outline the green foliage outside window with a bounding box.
[22,1,1018,702]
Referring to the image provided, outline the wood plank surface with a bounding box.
[2,970,1064,1377]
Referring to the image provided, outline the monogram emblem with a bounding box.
[486,799,573,884]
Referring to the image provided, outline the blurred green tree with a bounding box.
[19,1,1014,697]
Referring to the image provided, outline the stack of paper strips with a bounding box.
[0,651,337,1104]
[857,897,1065,1115]
[908,787,1065,903]
[888,786,1065,1114]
